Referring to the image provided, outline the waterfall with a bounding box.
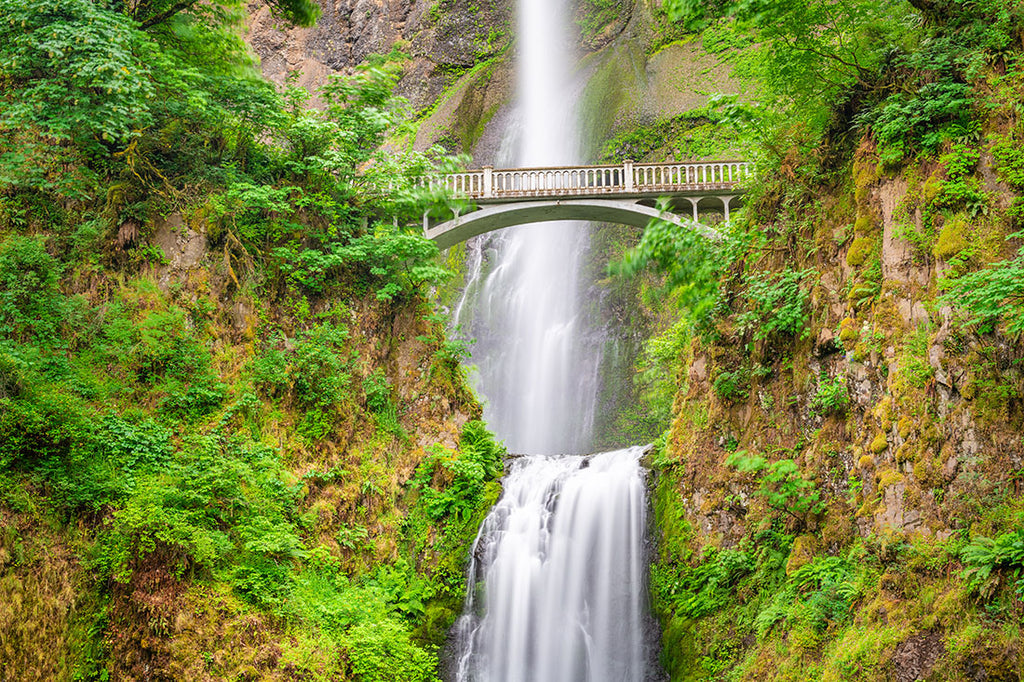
[448,0,659,679]
[452,0,598,455]
[454,448,650,682]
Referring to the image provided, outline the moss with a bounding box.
[921,171,945,206]
[853,157,880,206]
[898,416,914,440]
[785,534,820,575]
[838,317,859,349]
[873,396,893,427]
[853,213,876,235]
[933,213,970,260]
[846,235,876,267]
[859,454,876,469]
[870,431,889,454]
[876,468,905,490]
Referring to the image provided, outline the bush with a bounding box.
[941,241,1024,335]
[411,420,504,522]
[737,268,816,342]
[755,556,859,637]
[363,369,403,437]
[0,236,65,343]
[727,451,824,521]
[656,547,754,619]
[962,529,1024,600]
[714,367,750,403]
[811,374,849,417]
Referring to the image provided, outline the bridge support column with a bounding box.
[718,195,735,222]
[686,197,699,223]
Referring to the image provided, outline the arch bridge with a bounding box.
[420,160,750,250]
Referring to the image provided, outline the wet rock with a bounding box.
[893,631,944,682]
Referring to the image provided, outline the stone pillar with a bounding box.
[624,159,634,192]
[483,166,493,198]
[687,197,699,222]
[423,211,430,236]
[719,195,734,222]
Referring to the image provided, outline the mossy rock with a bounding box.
[846,236,876,267]
[785,534,820,575]
[933,214,969,260]
[870,432,889,454]
[839,317,859,349]
[853,213,876,235]
[853,158,879,205]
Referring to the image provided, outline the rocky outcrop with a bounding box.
[246,0,512,111]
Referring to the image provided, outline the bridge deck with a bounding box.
[422,160,750,203]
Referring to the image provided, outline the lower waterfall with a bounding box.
[452,447,654,682]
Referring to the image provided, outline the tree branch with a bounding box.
[138,0,202,29]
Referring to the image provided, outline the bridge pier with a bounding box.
[685,197,699,222]
[718,195,735,222]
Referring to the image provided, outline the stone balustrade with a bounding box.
[422,160,750,201]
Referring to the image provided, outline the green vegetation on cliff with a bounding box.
[617,0,1024,678]
[0,1,493,680]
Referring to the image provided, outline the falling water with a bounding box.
[454,449,650,682]
[448,0,657,679]
[452,0,598,455]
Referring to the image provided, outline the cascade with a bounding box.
[448,0,658,679]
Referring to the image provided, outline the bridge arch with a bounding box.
[424,198,724,250]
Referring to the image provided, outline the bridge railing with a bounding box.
[420,160,750,200]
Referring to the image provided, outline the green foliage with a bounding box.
[610,214,730,328]
[363,369,403,437]
[962,529,1024,600]
[411,421,504,522]
[811,373,850,417]
[866,83,975,167]
[654,547,754,619]
[576,0,624,41]
[97,435,303,584]
[0,236,66,344]
[601,111,747,163]
[755,555,859,637]
[736,268,816,342]
[941,236,1024,335]
[666,0,918,136]
[346,620,437,682]
[0,0,155,150]
[727,451,824,520]
[713,366,750,402]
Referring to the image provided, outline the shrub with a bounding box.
[345,619,437,682]
[714,367,750,403]
[941,241,1024,335]
[811,374,849,417]
[411,420,504,522]
[962,529,1024,600]
[363,369,403,436]
[0,236,65,343]
[755,556,859,637]
[727,451,824,521]
[661,548,754,619]
[737,268,816,342]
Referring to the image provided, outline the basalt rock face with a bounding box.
[247,0,512,111]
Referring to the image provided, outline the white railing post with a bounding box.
[624,159,634,191]
[483,166,493,198]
